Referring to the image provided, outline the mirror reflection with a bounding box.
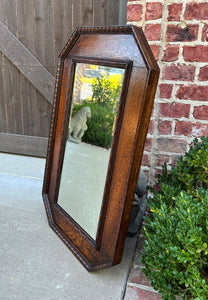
[57,63,125,240]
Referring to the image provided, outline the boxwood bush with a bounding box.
[142,136,208,300]
[73,101,115,149]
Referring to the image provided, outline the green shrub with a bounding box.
[91,74,122,109]
[72,101,115,149]
[71,72,122,148]
[142,136,208,300]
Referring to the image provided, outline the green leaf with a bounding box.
[142,136,208,299]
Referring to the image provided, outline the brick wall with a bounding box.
[127,0,208,185]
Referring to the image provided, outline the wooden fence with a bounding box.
[0,0,124,157]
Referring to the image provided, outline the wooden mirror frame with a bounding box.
[42,25,159,272]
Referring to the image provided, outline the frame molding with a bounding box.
[42,25,159,271]
[55,56,133,250]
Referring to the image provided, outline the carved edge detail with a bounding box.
[50,223,112,272]
[42,58,63,194]
[59,25,134,60]
[42,25,159,271]
[43,193,111,272]
[42,55,112,270]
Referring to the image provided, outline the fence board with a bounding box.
[2,55,22,134]
[0,0,19,135]
[37,92,52,138]
[0,0,122,156]
[119,0,127,25]
[2,0,17,34]
[33,0,54,75]
[0,133,48,157]
[73,0,93,28]
[52,0,73,65]
[16,0,40,137]
[0,21,55,104]
[94,0,107,26]
[34,1,48,69]
[0,52,7,132]
[107,0,120,25]
[16,0,36,54]
[20,73,40,136]
[0,1,9,134]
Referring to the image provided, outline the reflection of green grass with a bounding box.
[72,102,115,149]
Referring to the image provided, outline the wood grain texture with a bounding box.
[0,0,120,156]
[16,0,36,54]
[52,0,73,65]
[107,0,120,25]
[93,0,107,26]
[0,52,7,132]
[73,0,93,28]
[42,26,159,271]
[19,73,38,136]
[67,34,146,67]
[2,55,22,134]
[0,133,48,157]
[37,92,53,138]
[0,20,55,104]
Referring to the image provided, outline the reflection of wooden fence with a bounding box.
[0,0,123,157]
[73,64,85,104]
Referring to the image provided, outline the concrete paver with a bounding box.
[0,153,136,300]
[124,232,163,300]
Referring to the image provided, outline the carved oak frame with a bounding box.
[42,25,159,271]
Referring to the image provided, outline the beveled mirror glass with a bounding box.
[42,26,159,271]
[58,63,125,239]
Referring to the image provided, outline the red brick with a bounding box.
[127,4,143,22]
[183,46,208,62]
[145,24,161,41]
[162,45,179,62]
[162,64,195,81]
[153,181,162,192]
[184,3,208,20]
[144,137,153,151]
[194,106,208,120]
[166,25,199,42]
[171,155,181,167]
[199,66,208,81]
[202,24,208,42]
[159,103,190,118]
[158,120,172,135]
[150,45,160,60]
[145,2,162,20]
[176,85,208,101]
[159,84,173,99]
[155,168,163,178]
[156,138,187,153]
[175,121,208,137]
[125,286,162,300]
[128,268,152,286]
[148,119,154,135]
[142,153,150,166]
[155,154,170,167]
[167,3,183,21]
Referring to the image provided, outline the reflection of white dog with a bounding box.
[68,106,91,143]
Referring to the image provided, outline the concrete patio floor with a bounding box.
[0,152,137,300]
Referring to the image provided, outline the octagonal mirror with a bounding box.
[42,25,159,271]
